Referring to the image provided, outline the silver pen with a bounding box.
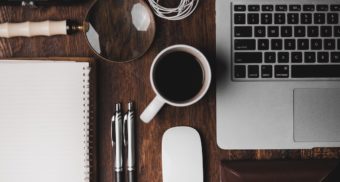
[112,103,123,182]
[124,102,136,182]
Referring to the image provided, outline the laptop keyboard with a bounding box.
[232,3,340,80]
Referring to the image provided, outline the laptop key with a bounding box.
[317,5,329,11]
[261,65,273,78]
[281,26,292,37]
[327,13,339,24]
[335,26,340,37]
[294,26,306,37]
[234,65,246,78]
[314,13,325,24]
[278,52,289,63]
[321,26,332,37]
[305,52,316,63]
[234,27,252,37]
[307,26,319,37]
[276,5,287,11]
[292,65,340,78]
[274,13,285,24]
[261,13,272,24]
[234,5,246,11]
[301,13,312,24]
[235,39,256,50]
[265,52,276,63]
[255,26,266,37]
[234,14,246,24]
[318,52,329,63]
[275,65,289,78]
[292,52,303,63]
[248,65,259,78]
[258,39,269,50]
[268,26,279,37]
[311,39,322,50]
[248,5,260,11]
[235,52,262,63]
[338,39,340,50]
[303,5,315,11]
[324,39,335,50]
[287,13,299,24]
[289,5,301,11]
[331,52,340,62]
[330,5,340,11]
[271,39,283,50]
[262,5,274,11]
[248,13,259,24]
[297,39,309,50]
[285,39,296,50]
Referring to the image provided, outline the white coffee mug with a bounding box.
[140,44,211,123]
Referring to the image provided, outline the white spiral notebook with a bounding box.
[0,60,93,182]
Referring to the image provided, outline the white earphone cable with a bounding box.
[147,0,199,21]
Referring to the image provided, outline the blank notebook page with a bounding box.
[0,60,90,182]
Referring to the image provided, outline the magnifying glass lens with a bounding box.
[85,0,155,62]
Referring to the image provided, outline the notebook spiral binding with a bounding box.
[82,65,93,182]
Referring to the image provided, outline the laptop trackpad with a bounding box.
[294,88,340,142]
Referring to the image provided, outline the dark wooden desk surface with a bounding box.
[1,1,339,182]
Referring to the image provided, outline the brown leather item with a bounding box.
[220,160,340,182]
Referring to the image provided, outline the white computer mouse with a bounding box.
[162,126,204,182]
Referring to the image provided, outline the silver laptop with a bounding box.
[216,0,340,149]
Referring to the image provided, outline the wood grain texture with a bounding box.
[0,1,339,182]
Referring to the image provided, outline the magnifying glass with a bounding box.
[0,0,156,62]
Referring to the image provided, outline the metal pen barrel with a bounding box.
[126,102,135,182]
[113,103,123,181]
[127,102,135,170]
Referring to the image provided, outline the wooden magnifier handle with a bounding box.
[0,20,82,38]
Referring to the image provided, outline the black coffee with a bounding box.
[153,51,204,103]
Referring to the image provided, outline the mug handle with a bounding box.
[140,95,165,123]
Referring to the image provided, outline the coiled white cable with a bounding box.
[147,0,199,21]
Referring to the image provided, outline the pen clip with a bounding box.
[111,114,116,145]
[123,113,128,147]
